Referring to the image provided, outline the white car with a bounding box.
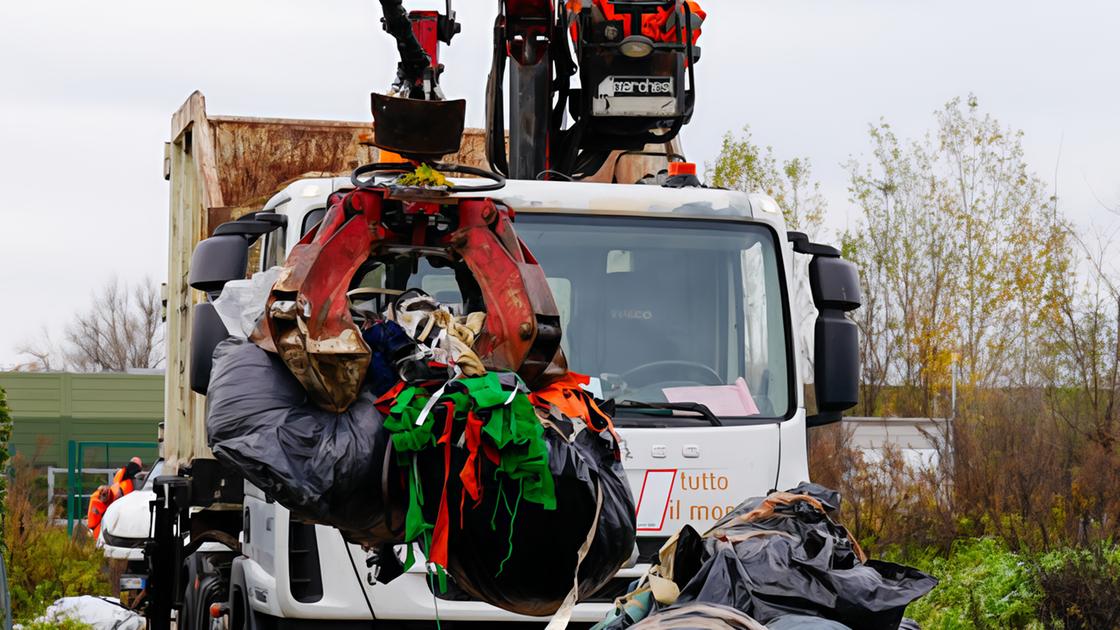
[99,459,165,564]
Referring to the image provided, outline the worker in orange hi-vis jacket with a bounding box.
[87,456,143,539]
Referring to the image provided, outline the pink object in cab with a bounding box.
[663,378,761,417]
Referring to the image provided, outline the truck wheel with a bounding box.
[181,551,235,630]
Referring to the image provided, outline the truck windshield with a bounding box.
[417,215,791,421]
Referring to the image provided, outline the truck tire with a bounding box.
[181,550,235,630]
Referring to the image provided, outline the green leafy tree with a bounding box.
[843,121,954,415]
[708,127,828,377]
[708,127,826,235]
[844,96,1069,416]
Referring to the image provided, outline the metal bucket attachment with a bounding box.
[371,93,466,160]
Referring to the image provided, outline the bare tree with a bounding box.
[64,279,165,372]
[15,278,165,373]
[1048,227,1120,449]
[13,327,62,372]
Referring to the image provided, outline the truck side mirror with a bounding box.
[190,216,284,298]
[809,256,861,426]
[190,302,230,395]
[189,235,249,298]
[789,232,862,428]
[187,216,285,393]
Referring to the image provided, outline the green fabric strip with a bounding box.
[383,372,558,565]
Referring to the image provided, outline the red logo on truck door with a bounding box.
[635,469,676,531]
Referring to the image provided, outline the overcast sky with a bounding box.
[1,0,1117,368]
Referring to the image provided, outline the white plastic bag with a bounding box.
[213,266,284,338]
[20,596,144,630]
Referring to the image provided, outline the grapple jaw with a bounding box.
[253,184,567,412]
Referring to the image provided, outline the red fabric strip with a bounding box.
[429,401,456,568]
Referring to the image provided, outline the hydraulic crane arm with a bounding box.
[374,0,702,179]
[379,0,432,95]
[282,0,704,406]
[377,0,461,100]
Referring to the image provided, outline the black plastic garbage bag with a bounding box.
[206,338,403,546]
[597,484,935,630]
[630,603,768,630]
[767,615,854,630]
[410,411,636,617]
[675,483,936,629]
[207,337,635,616]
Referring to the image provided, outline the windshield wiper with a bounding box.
[615,401,723,427]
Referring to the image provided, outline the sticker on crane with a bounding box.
[635,469,677,531]
[609,77,674,96]
[593,76,679,117]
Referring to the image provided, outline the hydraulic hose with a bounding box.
[379,0,431,91]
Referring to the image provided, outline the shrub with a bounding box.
[810,390,1120,559]
[0,387,12,530]
[0,389,11,630]
[3,454,110,623]
[901,539,1042,630]
[1032,544,1120,629]
[809,423,957,555]
[886,539,1120,629]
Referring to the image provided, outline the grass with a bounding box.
[894,538,1120,630]
[3,455,111,625]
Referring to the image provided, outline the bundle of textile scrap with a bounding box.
[368,290,636,617]
[594,483,937,630]
[207,288,635,618]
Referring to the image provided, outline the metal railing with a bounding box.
[65,440,158,534]
[46,466,115,527]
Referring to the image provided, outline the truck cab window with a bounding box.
[340,215,790,421]
[302,208,326,237]
[512,215,791,419]
[261,227,287,270]
[400,215,792,421]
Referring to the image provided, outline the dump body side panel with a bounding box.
[164,92,379,472]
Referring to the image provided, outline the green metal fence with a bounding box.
[65,439,159,534]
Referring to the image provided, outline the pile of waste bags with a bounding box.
[594,483,937,630]
[383,367,634,616]
[18,596,146,630]
[207,288,635,616]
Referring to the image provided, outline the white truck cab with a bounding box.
[222,176,816,626]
